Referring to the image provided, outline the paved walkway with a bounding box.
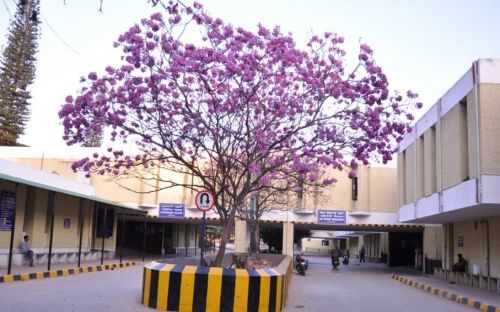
[284,256,474,312]
[2,254,499,311]
[0,265,149,312]
[392,273,500,310]
[0,259,137,276]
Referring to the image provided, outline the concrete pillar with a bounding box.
[235,219,248,253]
[358,235,364,247]
[443,223,454,270]
[282,222,294,256]
[380,232,389,254]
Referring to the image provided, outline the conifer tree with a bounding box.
[0,0,41,145]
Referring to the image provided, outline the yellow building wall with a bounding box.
[416,137,424,199]
[367,168,396,213]
[423,128,437,196]
[0,181,27,250]
[453,220,481,274]
[479,84,500,175]
[8,158,78,181]
[404,143,416,204]
[435,120,443,192]
[30,189,50,248]
[423,225,443,261]
[301,237,334,254]
[466,92,479,179]
[51,194,80,248]
[307,168,353,211]
[355,166,369,211]
[92,175,140,204]
[397,154,405,206]
[348,236,359,256]
[488,217,500,277]
[441,103,469,189]
[3,155,400,219]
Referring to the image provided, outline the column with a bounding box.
[282,222,294,256]
[234,219,247,253]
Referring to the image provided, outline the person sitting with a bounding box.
[21,235,34,267]
[452,253,467,272]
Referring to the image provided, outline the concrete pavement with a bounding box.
[0,264,149,312]
[392,273,500,311]
[0,254,487,312]
[284,256,473,312]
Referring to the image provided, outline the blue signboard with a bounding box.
[159,203,185,218]
[317,209,346,225]
[0,191,15,231]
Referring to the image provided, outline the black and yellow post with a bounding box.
[142,261,286,312]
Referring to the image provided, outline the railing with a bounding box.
[303,248,331,256]
[434,268,500,294]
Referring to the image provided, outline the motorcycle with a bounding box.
[295,254,308,275]
[332,257,340,270]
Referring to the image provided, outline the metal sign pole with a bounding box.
[47,192,56,271]
[77,198,84,268]
[195,190,214,267]
[200,211,206,266]
[7,184,19,275]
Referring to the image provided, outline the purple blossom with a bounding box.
[58,0,418,223]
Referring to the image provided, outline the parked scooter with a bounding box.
[295,254,308,275]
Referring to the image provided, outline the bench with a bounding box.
[0,249,115,268]
[174,246,199,257]
[434,268,500,294]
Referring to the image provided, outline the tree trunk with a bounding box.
[214,220,233,266]
[249,220,258,254]
[254,222,260,253]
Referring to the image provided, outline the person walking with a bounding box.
[359,245,366,264]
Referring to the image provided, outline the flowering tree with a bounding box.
[59,1,420,265]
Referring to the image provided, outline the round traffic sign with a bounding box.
[195,190,215,211]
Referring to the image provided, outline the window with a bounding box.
[351,177,358,201]
[96,206,114,238]
[459,99,469,181]
[430,126,437,193]
[321,240,330,246]
[400,151,406,204]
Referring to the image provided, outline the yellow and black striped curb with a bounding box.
[0,262,136,283]
[143,261,285,312]
[391,274,500,312]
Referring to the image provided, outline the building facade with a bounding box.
[0,146,418,264]
[397,59,500,276]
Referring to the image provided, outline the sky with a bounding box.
[1,0,500,149]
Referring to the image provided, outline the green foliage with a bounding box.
[81,129,103,147]
[0,0,41,145]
